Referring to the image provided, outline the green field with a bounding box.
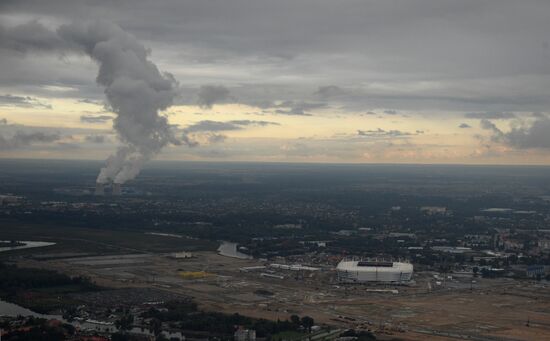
[0,219,218,258]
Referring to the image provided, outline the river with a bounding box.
[0,299,61,319]
[0,241,56,253]
[217,241,252,259]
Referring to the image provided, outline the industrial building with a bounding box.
[168,251,193,259]
[94,182,122,196]
[269,263,320,271]
[336,259,413,283]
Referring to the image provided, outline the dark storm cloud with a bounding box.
[80,114,113,124]
[0,94,51,109]
[0,131,61,150]
[196,85,230,109]
[465,112,516,119]
[459,123,471,128]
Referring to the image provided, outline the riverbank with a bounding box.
[217,241,252,259]
[0,240,56,253]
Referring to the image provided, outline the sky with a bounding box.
[1,0,550,164]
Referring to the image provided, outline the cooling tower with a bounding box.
[94,183,105,196]
[112,183,122,196]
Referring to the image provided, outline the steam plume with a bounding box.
[1,20,180,182]
[58,21,179,184]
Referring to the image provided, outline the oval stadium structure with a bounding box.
[336,260,413,283]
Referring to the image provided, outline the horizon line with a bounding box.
[1,157,550,168]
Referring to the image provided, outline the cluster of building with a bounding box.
[0,194,22,205]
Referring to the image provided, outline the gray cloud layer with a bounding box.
[504,119,550,149]
[181,119,279,146]
[0,131,61,150]
[465,112,516,120]
[2,0,550,162]
[3,0,550,114]
[80,114,113,124]
[357,128,417,139]
[85,134,106,144]
[196,85,230,109]
[0,94,51,109]
[481,118,550,149]
[183,119,279,133]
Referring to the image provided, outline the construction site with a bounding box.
[13,246,550,341]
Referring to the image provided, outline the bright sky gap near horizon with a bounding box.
[2,1,550,164]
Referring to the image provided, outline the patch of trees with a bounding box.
[0,262,97,295]
[0,262,98,314]
[141,300,314,337]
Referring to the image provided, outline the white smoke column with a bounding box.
[58,20,179,184]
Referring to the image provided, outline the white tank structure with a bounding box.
[336,259,413,284]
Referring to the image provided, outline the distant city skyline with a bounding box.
[1,1,550,164]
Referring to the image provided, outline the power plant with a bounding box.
[336,258,413,284]
[94,182,122,196]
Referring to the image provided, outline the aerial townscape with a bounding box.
[1,161,550,340]
[2,1,550,340]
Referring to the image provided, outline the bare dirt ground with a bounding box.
[15,251,550,341]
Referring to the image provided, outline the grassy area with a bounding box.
[0,219,218,257]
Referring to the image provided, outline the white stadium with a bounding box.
[336,259,413,283]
